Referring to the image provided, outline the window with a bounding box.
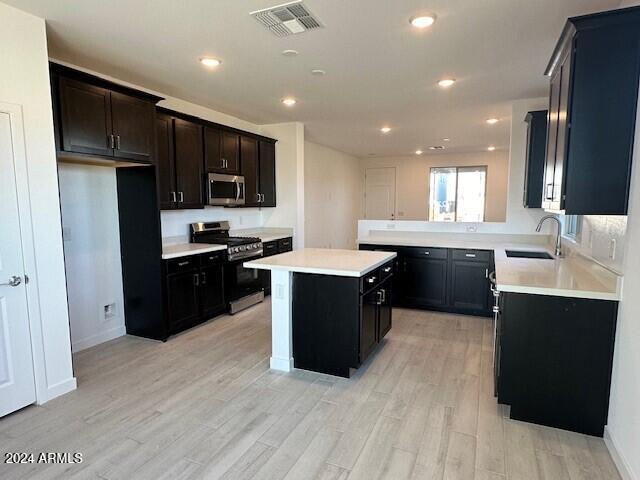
[565,215,582,239]
[429,166,487,222]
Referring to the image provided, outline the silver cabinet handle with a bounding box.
[485,268,489,278]
[193,273,200,286]
[424,251,430,255]
[178,192,184,203]
[178,261,189,266]
[367,276,376,283]
[109,134,115,149]
[383,266,392,273]
[116,135,121,150]
[256,193,261,202]
[171,191,177,202]
[465,253,476,258]
[380,288,386,303]
[236,182,241,202]
[545,183,554,200]
[0,275,22,287]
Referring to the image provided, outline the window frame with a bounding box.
[564,214,582,240]
[428,165,488,222]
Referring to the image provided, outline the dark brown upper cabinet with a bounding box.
[155,111,204,210]
[241,136,260,206]
[205,127,240,174]
[543,6,640,215]
[53,64,160,164]
[259,141,277,207]
[523,110,548,208]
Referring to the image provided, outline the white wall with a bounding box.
[0,2,75,402]
[305,141,361,249]
[58,164,126,351]
[261,122,306,249]
[358,98,551,238]
[359,151,509,222]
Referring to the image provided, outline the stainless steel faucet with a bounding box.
[536,215,562,257]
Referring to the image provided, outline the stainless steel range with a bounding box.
[191,221,264,314]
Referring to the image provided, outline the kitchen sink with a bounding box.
[505,250,554,260]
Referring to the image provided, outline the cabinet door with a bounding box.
[259,141,277,207]
[199,264,225,319]
[553,49,573,210]
[241,136,259,206]
[110,91,155,162]
[450,260,491,314]
[58,77,113,157]
[402,255,448,308]
[155,114,176,209]
[204,127,224,173]
[378,278,392,341]
[360,289,379,362]
[221,131,240,174]
[543,70,561,208]
[523,111,547,208]
[166,271,200,333]
[174,119,204,209]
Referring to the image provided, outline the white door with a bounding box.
[365,167,396,220]
[0,111,36,417]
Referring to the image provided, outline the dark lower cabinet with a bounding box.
[292,261,393,378]
[359,244,493,316]
[163,252,226,335]
[261,237,293,296]
[449,259,491,314]
[497,292,618,436]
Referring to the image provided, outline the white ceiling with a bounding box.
[7,0,621,157]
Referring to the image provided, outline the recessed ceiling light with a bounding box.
[380,126,391,134]
[429,145,445,150]
[311,69,326,76]
[443,138,451,142]
[410,14,436,28]
[438,78,456,88]
[282,49,299,57]
[199,57,221,68]
[415,150,423,155]
[282,97,297,107]
[486,118,499,125]
[488,146,496,151]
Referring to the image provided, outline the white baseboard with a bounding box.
[270,356,294,372]
[605,426,637,480]
[37,377,77,405]
[72,325,126,352]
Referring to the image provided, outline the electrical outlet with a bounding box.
[275,284,285,300]
[103,303,116,320]
[466,225,478,233]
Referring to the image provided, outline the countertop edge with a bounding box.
[161,244,227,260]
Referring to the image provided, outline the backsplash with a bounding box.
[566,215,627,274]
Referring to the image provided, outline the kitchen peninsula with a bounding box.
[245,248,396,377]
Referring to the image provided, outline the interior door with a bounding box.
[58,77,113,157]
[365,167,396,219]
[0,112,36,417]
[110,91,155,162]
[174,118,204,209]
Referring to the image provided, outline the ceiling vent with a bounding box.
[250,1,323,37]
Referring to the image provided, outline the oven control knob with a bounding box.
[240,246,246,251]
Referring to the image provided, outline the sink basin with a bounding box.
[505,250,554,260]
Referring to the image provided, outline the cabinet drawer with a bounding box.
[403,246,448,260]
[263,241,278,257]
[451,249,492,262]
[278,237,293,253]
[360,270,380,293]
[200,250,225,266]
[166,255,199,274]
[379,261,394,280]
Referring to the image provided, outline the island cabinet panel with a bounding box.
[292,263,393,378]
[497,292,618,436]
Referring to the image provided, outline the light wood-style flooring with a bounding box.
[0,301,621,479]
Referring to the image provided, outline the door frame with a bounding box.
[1,101,56,406]
[364,166,397,220]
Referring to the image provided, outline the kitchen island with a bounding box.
[245,248,396,377]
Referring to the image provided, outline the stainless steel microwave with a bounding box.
[207,173,245,206]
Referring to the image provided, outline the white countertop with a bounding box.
[244,248,397,277]
[358,234,622,301]
[230,228,293,244]
[161,243,226,260]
